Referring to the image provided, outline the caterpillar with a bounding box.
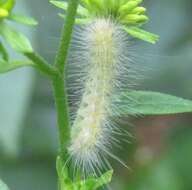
[57,0,159,175]
[67,18,137,174]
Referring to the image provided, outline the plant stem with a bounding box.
[52,0,79,162]
[25,52,58,76]
[54,0,79,74]
[52,76,70,161]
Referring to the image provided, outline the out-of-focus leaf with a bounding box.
[0,42,9,61]
[0,22,33,53]
[50,0,88,16]
[0,8,9,18]
[116,91,192,115]
[0,59,34,73]
[50,0,68,10]
[124,27,159,44]
[0,0,36,157]
[8,13,38,25]
[0,179,9,190]
[0,0,15,11]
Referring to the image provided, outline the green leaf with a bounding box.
[56,156,113,190]
[8,13,38,25]
[0,179,9,190]
[50,0,88,17]
[0,8,9,18]
[124,26,159,44]
[0,22,33,53]
[0,0,15,11]
[56,157,113,190]
[0,59,34,73]
[50,0,68,10]
[56,156,73,190]
[93,170,113,189]
[116,91,192,115]
[78,170,113,190]
[0,41,9,61]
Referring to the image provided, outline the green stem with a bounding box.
[54,0,79,74]
[25,1,79,185]
[53,0,79,162]
[52,76,70,161]
[25,52,58,76]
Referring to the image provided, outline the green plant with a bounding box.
[1,0,192,189]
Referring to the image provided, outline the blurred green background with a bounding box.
[0,0,192,189]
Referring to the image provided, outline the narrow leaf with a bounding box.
[0,41,9,61]
[94,170,113,189]
[56,156,73,190]
[50,0,68,10]
[50,0,88,17]
[124,26,159,44]
[79,170,113,190]
[8,13,38,25]
[0,59,34,73]
[0,22,33,53]
[116,91,192,115]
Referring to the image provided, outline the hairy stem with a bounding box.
[54,0,79,74]
[52,0,79,163]
[52,76,70,161]
[25,0,79,186]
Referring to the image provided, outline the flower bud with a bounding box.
[0,8,8,18]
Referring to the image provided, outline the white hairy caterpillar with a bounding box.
[50,0,158,174]
[67,18,140,174]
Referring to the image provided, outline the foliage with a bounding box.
[116,91,192,115]
[50,0,159,43]
[57,156,113,190]
[0,0,192,190]
[0,0,36,55]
